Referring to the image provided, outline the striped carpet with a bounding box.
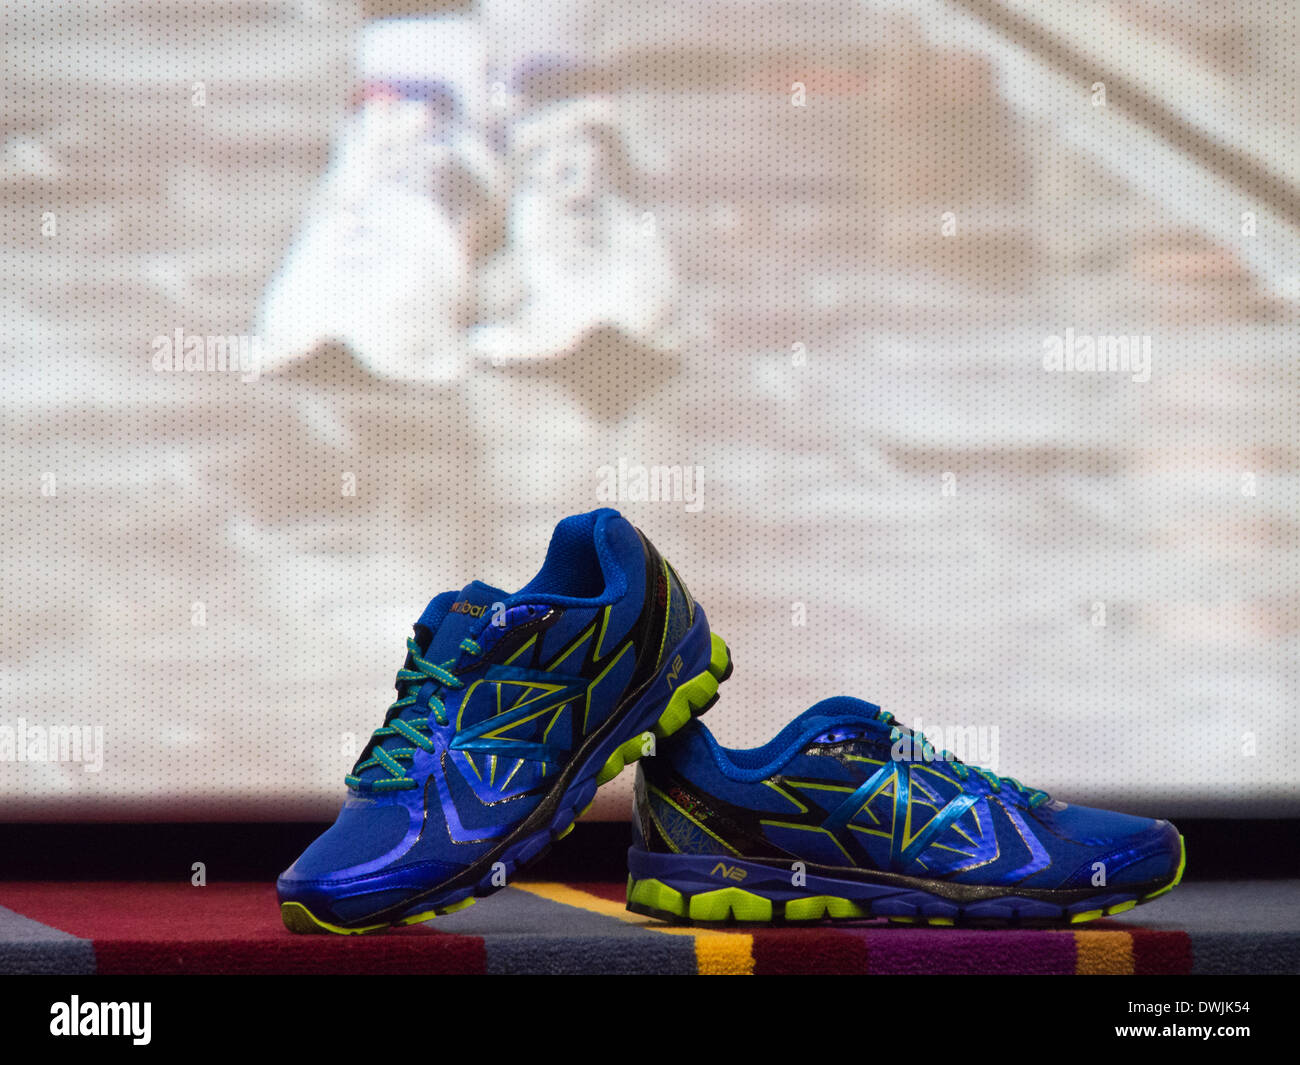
[0,880,1294,975]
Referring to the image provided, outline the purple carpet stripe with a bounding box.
[857,927,1077,975]
[0,906,96,975]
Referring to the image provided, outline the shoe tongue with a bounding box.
[796,697,884,741]
[422,580,508,662]
[803,696,881,723]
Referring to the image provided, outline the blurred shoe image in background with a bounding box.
[470,97,678,364]
[262,10,677,376]
[260,16,502,380]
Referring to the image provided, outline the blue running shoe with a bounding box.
[629,697,1184,926]
[279,509,731,933]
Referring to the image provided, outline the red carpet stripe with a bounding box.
[1129,928,1193,975]
[95,933,488,975]
[0,882,486,975]
[750,927,868,975]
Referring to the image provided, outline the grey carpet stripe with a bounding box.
[436,887,697,975]
[0,905,96,975]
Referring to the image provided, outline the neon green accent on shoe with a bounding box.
[926,916,955,926]
[281,894,477,935]
[396,910,438,927]
[594,634,730,786]
[1069,909,1104,924]
[558,794,599,837]
[688,887,772,922]
[627,877,686,916]
[596,731,656,785]
[1142,834,1187,901]
[646,783,740,857]
[394,896,478,927]
[1105,899,1137,915]
[280,901,389,936]
[706,631,729,677]
[784,895,868,920]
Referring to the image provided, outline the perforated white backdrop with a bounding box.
[2,1,1296,821]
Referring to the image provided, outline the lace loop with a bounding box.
[879,710,1049,807]
[345,635,477,792]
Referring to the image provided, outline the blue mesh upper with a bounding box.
[656,700,1179,892]
[278,507,713,925]
[287,800,412,878]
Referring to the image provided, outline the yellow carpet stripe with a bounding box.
[694,931,755,975]
[1074,930,1135,974]
[512,882,755,973]
[512,882,649,925]
[512,881,704,935]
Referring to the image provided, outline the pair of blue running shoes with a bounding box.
[278,509,1184,933]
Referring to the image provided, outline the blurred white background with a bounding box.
[1,0,1296,820]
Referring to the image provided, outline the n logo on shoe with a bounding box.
[710,862,747,882]
[666,654,684,688]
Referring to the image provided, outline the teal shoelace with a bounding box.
[877,710,1050,808]
[346,636,482,792]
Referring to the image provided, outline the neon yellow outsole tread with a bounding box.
[627,876,685,916]
[595,633,731,786]
[1140,833,1187,901]
[627,879,862,924]
[280,896,477,935]
[628,835,1187,927]
[784,895,868,921]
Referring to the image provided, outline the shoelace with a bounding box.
[877,710,1050,807]
[345,636,482,792]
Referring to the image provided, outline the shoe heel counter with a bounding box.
[662,558,697,657]
[633,527,698,674]
[633,761,678,855]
